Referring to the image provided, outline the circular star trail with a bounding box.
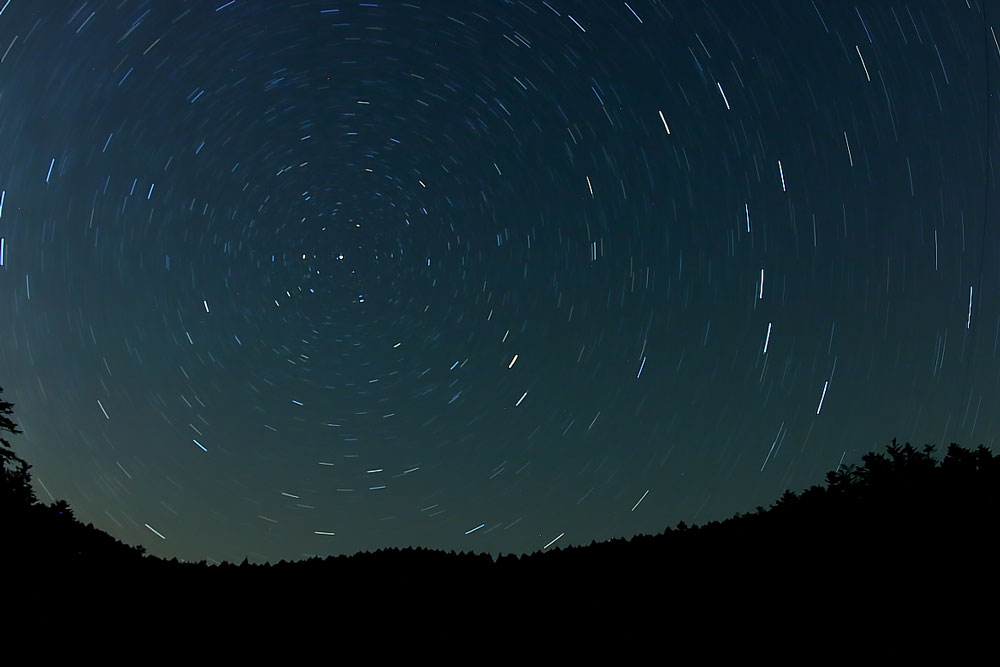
[0,1,996,563]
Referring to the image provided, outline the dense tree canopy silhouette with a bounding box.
[0,385,997,657]
[0,386,35,512]
[1,385,146,578]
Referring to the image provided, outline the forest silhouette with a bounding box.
[2,384,996,656]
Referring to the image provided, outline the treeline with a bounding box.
[2,385,997,656]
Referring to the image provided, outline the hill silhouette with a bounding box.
[2,385,997,657]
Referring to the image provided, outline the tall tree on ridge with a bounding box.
[0,386,37,511]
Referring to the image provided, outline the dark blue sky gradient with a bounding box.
[0,0,997,563]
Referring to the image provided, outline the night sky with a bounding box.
[0,0,997,564]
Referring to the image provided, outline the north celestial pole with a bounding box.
[0,1,996,564]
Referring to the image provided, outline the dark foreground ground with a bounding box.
[4,441,998,659]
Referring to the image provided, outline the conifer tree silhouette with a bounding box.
[0,385,36,511]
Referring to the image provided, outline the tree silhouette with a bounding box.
[0,385,36,512]
[0,386,996,660]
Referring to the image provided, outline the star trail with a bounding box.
[0,0,997,564]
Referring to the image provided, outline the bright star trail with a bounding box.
[0,1,996,564]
